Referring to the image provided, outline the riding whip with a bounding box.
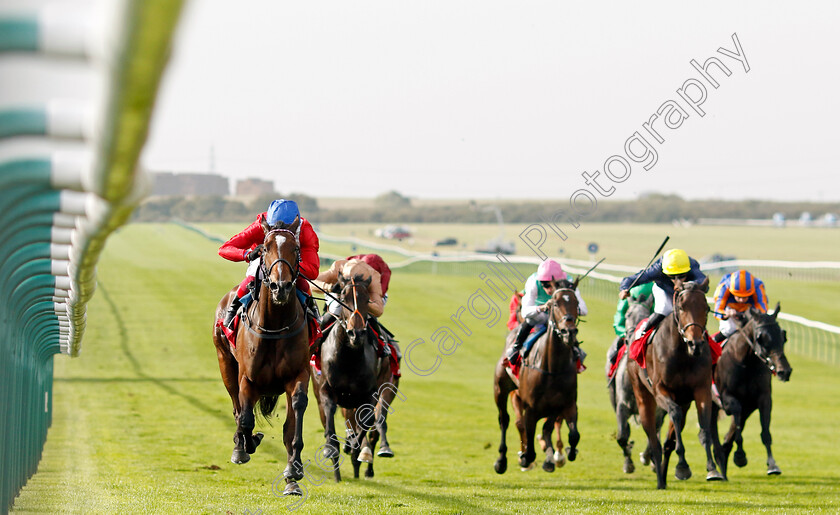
[626,235,669,291]
[577,257,605,283]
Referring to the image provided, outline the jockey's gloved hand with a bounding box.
[246,245,264,262]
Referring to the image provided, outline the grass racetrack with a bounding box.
[12,223,840,514]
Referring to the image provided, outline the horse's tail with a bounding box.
[257,394,281,424]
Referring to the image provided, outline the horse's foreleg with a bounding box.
[321,391,342,482]
[541,417,557,472]
[373,379,399,459]
[722,395,744,469]
[493,381,512,474]
[658,392,689,482]
[519,408,538,469]
[758,395,781,475]
[696,390,724,481]
[232,376,259,464]
[616,400,634,473]
[283,374,309,483]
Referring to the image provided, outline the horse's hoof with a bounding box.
[706,470,725,481]
[624,459,635,474]
[283,482,303,496]
[494,458,507,474]
[542,460,555,473]
[364,468,374,479]
[734,450,747,468]
[359,447,373,463]
[284,465,304,482]
[566,448,578,462]
[554,450,566,468]
[248,432,264,454]
[323,445,339,459]
[231,449,250,465]
[675,464,692,481]
[520,461,536,472]
[377,446,394,458]
[640,451,651,466]
[767,465,782,476]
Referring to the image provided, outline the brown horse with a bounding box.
[627,277,725,489]
[311,272,397,481]
[711,303,792,477]
[494,278,581,474]
[212,225,310,496]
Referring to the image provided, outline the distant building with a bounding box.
[151,172,229,196]
[236,178,276,197]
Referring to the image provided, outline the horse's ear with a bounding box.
[772,302,781,319]
[363,276,372,287]
[261,218,271,235]
[673,278,684,291]
[337,270,346,284]
[572,276,580,290]
[700,276,710,293]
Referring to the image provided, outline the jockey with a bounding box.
[218,199,320,329]
[712,269,769,343]
[506,259,588,366]
[314,253,393,353]
[618,248,706,339]
[605,281,654,377]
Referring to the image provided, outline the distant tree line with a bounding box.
[132,191,839,224]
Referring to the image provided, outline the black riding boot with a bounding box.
[368,317,391,357]
[639,312,665,337]
[712,331,726,343]
[223,296,242,329]
[507,322,533,362]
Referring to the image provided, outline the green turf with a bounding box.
[12,223,840,514]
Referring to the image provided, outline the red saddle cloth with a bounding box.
[629,318,723,368]
[607,344,627,380]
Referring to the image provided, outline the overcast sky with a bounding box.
[141,1,840,201]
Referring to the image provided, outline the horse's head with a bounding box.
[337,272,372,348]
[626,291,653,334]
[672,276,710,355]
[745,302,792,381]
[260,221,300,305]
[548,277,580,346]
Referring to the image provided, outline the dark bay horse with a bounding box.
[311,272,397,481]
[212,225,310,496]
[609,293,664,474]
[494,278,581,475]
[627,277,725,489]
[711,303,792,477]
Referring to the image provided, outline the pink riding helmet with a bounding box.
[536,259,567,281]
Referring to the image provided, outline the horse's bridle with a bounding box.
[672,288,708,344]
[547,288,580,346]
[260,229,300,287]
[337,278,369,332]
[735,319,777,372]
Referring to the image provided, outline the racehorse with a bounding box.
[212,225,310,496]
[608,293,664,474]
[494,278,581,475]
[627,277,725,489]
[710,303,792,477]
[311,272,397,481]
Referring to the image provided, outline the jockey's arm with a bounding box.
[297,219,320,280]
[218,218,263,261]
[520,280,540,319]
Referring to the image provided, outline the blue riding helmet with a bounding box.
[266,199,300,226]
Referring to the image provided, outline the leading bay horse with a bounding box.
[711,303,792,477]
[627,277,725,489]
[494,278,581,474]
[212,224,310,496]
[311,272,397,481]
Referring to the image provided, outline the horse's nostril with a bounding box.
[269,282,279,292]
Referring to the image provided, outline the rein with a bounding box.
[240,228,306,340]
[733,320,776,373]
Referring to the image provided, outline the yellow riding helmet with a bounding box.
[662,249,691,275]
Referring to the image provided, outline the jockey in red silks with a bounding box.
[218,199,320,329]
